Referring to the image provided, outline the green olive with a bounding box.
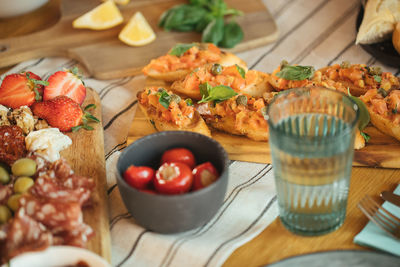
[0,205,12,224]
[0,166,10,185]
[11,158,37,177]
[7,194,22,212]
[211,64,222,75]
[14,177,34,194]
[170,94,181,103]
[236,95,248,106]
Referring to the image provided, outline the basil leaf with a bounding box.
[159,8,174,28]
[198,84,237,103]
[163,6,186,31]
[348,95,370,131]
[374,75,382,83]
[202,17,224,45]
[275,65,315,81]
[199,82,212,99]
[235,64,246,78]
[158,90,171,109]
[220,21,244,48]
[169,43,196,56]
[195,12,214,32]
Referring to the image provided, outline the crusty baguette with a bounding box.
[365,105,400,141]
[143,51,247,82]
[356,0,399,44]
[137,90,211,137]
[393,22,400,54]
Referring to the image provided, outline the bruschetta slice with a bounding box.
[317,63,400,96]
[196,94,269,141]
[171,64,273,100]
[137,87,211,137]
[360,88,400,141]
[142,43,247,82]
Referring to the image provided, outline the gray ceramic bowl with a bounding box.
[116,131,229,234]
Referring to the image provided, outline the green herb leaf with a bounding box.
[198,83,237,103]
[71,125,83,132]
[85,113,100,123]
[84,104,96,111]
[275,65,315,81]
[220,21,244,48]
[235,64,246,78]
[347,89,370,131]
[169,43,196,56]
[361,132,370,143]
[158,90,171,109]
[202,17,224,45]
[195,12,214,32]
[374,75,382,83]
[33,88,41,101]
[199,82,212,99]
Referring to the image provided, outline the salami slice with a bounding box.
[0,184,12,205]
[53,223,94,248]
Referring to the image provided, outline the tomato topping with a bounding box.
[123,165,155,190]
[192,162,219,191]
[161,148,196,169]
[154,162,193,194]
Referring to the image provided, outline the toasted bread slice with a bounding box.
[137,87,211,137]
[171,64,273,100]
[142,43,247,82]
[360,88,400,142]
[196,95,269,141]
[393,22,400,54]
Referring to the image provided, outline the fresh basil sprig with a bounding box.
[198,82,237,103]
[157,89,171,109]
[373,75,382,83]
[159,0,243,48]
[275,65,315,81]
[347,88,370,142]
[169,43,197,56]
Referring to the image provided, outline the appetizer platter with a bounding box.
[0,69,110,263]
[128,43,400,168]
[0,0,278,80]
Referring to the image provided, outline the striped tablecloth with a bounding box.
[2,0,399,266]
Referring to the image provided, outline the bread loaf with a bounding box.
[356,0,400,44]
[393,22,400,54]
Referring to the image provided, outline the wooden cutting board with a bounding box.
[127,80,400,169]
[60,88,111,261]
[0,0,278,80]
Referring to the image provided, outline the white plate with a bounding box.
[10,246,111,267]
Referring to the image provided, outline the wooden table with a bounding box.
[1,1,399,266]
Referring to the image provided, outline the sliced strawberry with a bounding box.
[43,68,86,105]
[32,96,99,132]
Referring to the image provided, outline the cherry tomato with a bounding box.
[154,162,193,194]
[161,148,196,169]
[123,165,155,190]
[192,162,219,191]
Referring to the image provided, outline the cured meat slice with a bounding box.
[0,184,12,205]
[53,223,94,248]
[1,209,52,261]
[20,195,83,232]
[0,125,26,165]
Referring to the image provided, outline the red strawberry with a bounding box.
[43,67,86,105]
[31,95,99,132]
[0,72,48,109]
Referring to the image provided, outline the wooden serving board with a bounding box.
[127,81,400,169]
[60,88,111,261]
[0,0,278,80]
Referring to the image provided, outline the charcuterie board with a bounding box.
[60,88,111,261]
[127,80,400,169]
[0,0,278,80]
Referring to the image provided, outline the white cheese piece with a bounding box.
[25,128,72,162]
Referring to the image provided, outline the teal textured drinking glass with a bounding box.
[266,87,359,236]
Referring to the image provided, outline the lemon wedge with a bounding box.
[73,1,123,30]
[118,12,156,46]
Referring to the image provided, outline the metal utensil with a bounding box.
[381,191,400,208]
[358,195,400,239]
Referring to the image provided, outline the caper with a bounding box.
[185,98,194,106]
[378,87,388,97]
[369,66,382,76]
[211,64,222,75]
[0,205,12,224]
[340,61,350,69]
[14,177,34,194]
[7,194,21,212]
[0,166,10,185]
[236,95,248,106]
[170,94,181,103]
[11,158,37,177]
